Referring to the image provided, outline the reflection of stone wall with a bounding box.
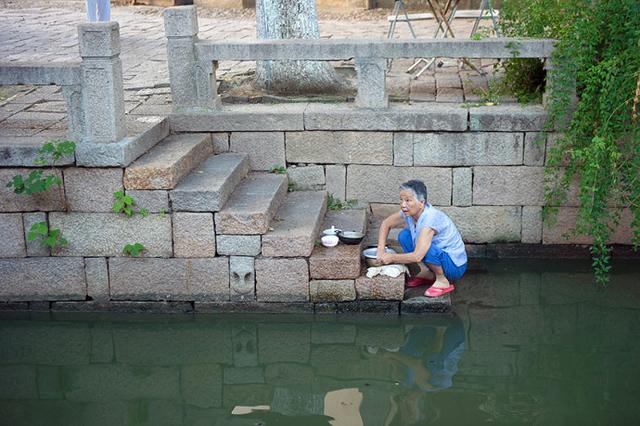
[0,317,409,424]
[2,295,639,425]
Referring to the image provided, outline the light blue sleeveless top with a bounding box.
[401,204,467,267]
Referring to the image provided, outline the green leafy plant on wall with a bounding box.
[7,171,61,195]
[112,191,149,218]
[34,140,76,166]
[112,191,135,217]
[6,140,76,195]
[327,193,358,211]
[123,242,145,257]
[269,165,286,174]
[27,221,68,253]
[501,0,640,283]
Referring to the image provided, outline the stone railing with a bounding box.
[164,5,555,111]
[0,23,128,159]
[0,22,173,167]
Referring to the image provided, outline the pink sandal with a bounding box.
[405,276,436,288]
[424,284,455,298]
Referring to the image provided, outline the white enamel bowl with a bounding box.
[362,246,397,266]
[321,235,339,248]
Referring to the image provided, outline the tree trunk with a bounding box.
[255,0,342,94]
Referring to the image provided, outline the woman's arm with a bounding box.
[380,227,434,265]
[376,211,405,258]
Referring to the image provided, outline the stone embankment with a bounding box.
[0,5,636,313]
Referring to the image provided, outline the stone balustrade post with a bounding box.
[78,22,126,143]
[165,6,219,112]
[61,84,84,144]
[355,57,388,109]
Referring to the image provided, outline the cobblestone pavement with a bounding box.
[0,1,501,138]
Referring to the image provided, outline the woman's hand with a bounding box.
[377,251,393,265]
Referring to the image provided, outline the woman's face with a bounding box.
[400,189,425,219]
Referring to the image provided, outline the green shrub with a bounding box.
[501,0,640,282]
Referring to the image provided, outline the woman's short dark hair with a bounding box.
[399,180,427,203]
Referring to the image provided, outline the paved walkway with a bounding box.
[0,2,500,139]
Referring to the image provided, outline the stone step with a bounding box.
[355,274,405,301]
[262,191,327,257]
[170,153,249,212]
[123,133,213,190]
[215,173,288,235]
[309,209,369,280]
[401,294,452,313]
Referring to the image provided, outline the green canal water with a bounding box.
[1,259,639,425]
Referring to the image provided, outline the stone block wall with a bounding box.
[199,106,631,247]
[0,104,635,307]
[0,153,402,308]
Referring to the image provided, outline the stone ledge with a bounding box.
[304,103,468,131]
[76,117,170,167]
[309,244,363,280]
[0,62,81,86]
[196,38,555,61]
[170,104,306,132]
[0,302,29,311]
[401,296,452,314]
[315,301,400,314]
[194,302,315,314]
[469,104,547,131]
[51,301,194,313]
[0,136,76,167]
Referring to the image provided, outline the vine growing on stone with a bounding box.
[6,140,75,195]
[28,221,68,253]
[501,0,640,283]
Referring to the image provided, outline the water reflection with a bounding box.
[229,314,466,425]
[365,315,464,425]
[0,312,467,426]
[1,260,639,425]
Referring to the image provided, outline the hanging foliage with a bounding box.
[500,0,640,282]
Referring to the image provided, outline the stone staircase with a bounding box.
[215,173,288,235]
[124,133,213,190]
[117,132,450,311]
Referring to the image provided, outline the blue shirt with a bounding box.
[401,204,467,267]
